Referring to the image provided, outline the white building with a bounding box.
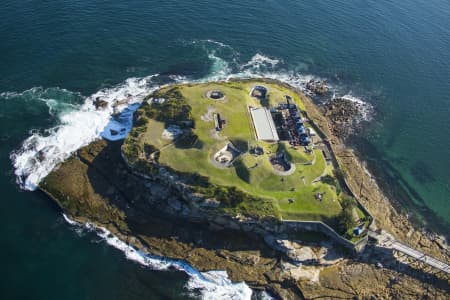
[249,107,279,142]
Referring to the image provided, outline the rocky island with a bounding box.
[39,79,449,299]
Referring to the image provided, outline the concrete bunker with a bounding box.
[212,142,241,168]
[250,85,268,98]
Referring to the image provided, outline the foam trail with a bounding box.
[11,75,159,190]
[62,214,252,300]
[192,39,234,50]
[188,40,373,122]
[240,53,281,70]
[206,51,232,81]
[194,46,373,123]
[1,87,82,117]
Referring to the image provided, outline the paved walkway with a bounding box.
[391,241,449,273]
[369,231,449,274]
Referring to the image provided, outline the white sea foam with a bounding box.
[168,74,188,82]
[257,291,276,300]
[206,51,232,81]
[0,87,82,116]
[240,53,281,70]
[196,43,373,124]
[10,75,159,190]
[188,40,372,124]
[195,39,234,50]
[62,213,78,225]
[62,214,252,300]
[336,93,374,122]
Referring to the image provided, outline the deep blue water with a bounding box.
[1,0,449,298]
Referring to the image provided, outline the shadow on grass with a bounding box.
[229,138,248,152]
[84,141,277,255]
[55,141,449,293]
[259,96,269,107]
[234,158,250,183]
[277,142,292,161]
[282,212,339,231]
[173,132,203,149]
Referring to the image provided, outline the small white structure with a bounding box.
[212,142,241,168]
[249,107,279,142]
[147,98,166,104]
[162,125,183,140]
[307,127,317,136]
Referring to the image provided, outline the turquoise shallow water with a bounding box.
[1,0,449,298]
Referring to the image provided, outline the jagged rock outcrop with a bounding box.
[322,97,363,139]
[305,79,329,95]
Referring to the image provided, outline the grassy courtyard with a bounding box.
[124,80,345,223]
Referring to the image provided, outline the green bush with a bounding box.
[338,207,356,234]
[341,195,356,210]
[320,174,336,185]
[143,143,159,160]
[135,115,149,127]
[122,140,142,163]
[144,88,192,122]
[134,159,157,175]
[337,195,357,234]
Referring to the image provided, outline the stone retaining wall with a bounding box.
[280,220,368,252]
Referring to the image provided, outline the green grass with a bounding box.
[125,80,344,222]
[275,141,314,164]
[140,119,170,148]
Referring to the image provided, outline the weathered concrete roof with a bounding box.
[250,107,279,142]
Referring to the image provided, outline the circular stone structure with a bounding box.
[269,155,296,176]
[206,90,225,100]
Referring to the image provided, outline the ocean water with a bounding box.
[1,0,449,299]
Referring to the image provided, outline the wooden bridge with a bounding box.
[368,231,449,274]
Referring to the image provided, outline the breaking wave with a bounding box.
[192,40,373,123]
[335,93,374,122]
[10,75,160,190]
[240,53,281,70]
[1,87,83,117]
[206,51,232,81]
[62,214,252,300]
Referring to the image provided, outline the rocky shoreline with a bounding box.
[39,79,449,299]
